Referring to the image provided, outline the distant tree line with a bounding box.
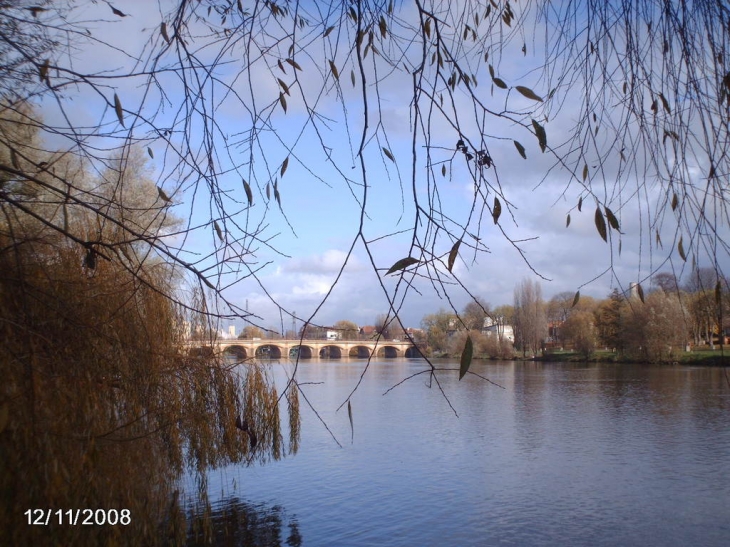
[416,271,729,362]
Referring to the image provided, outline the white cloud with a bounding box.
[31,1,730,331]
[281,249,360,275]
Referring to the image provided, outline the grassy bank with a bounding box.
[534,349,730,366]
[427,348,730,366]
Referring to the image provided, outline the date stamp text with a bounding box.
[25,509,131,526]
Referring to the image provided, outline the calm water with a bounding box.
[189,360,730,546]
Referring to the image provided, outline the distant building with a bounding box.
[216,325,237,340]
[182,320,192,340]
[629,282,639,299]
[548,321,562,343]
[482,316,515,343]
[446,317,459,338]
[360,325,377,338]
[325,330,341,341]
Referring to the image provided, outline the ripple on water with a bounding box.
[193,360,730,547]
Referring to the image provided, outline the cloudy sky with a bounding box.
[35,1,727,332]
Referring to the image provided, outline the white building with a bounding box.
[182,320,192,340]
[216,325,237,340]
[482,316,515,343]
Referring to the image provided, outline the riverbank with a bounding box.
[532,349,730,366]
[430,349,730,366]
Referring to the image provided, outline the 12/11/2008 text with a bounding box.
[24,509,131,526]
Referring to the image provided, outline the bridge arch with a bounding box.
[404,346,422,358]
[290,345,315,359]
[377,345,400,358]
[348,345,372,358]
[255,344,283,359]
[223,344,248,360]
[319,345,344,359]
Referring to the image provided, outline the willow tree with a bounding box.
[0,110,301,546]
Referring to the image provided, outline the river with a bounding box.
[186,359,730,546]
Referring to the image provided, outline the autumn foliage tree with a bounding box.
[420,310,455,355]
[333,319,360,340]
[620,291,688,361]
[0,107,300,545]
[238,325,265,339]
[561,310,599,357]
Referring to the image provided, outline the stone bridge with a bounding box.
[184,339,421,359]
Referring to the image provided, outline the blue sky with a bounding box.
[35,1,728,331]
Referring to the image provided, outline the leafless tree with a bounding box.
[513,278,547,356]
[652,272,679,293]
[462,297,491,331]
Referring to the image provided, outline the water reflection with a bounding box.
[187,498,302,547]
[196,360,730,547]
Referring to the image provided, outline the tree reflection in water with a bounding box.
[187,497,302,547]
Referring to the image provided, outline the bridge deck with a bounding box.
[184,339,420,359]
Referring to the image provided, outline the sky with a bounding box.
[32,0,730,332]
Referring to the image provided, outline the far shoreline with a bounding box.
[426,350,730,367]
